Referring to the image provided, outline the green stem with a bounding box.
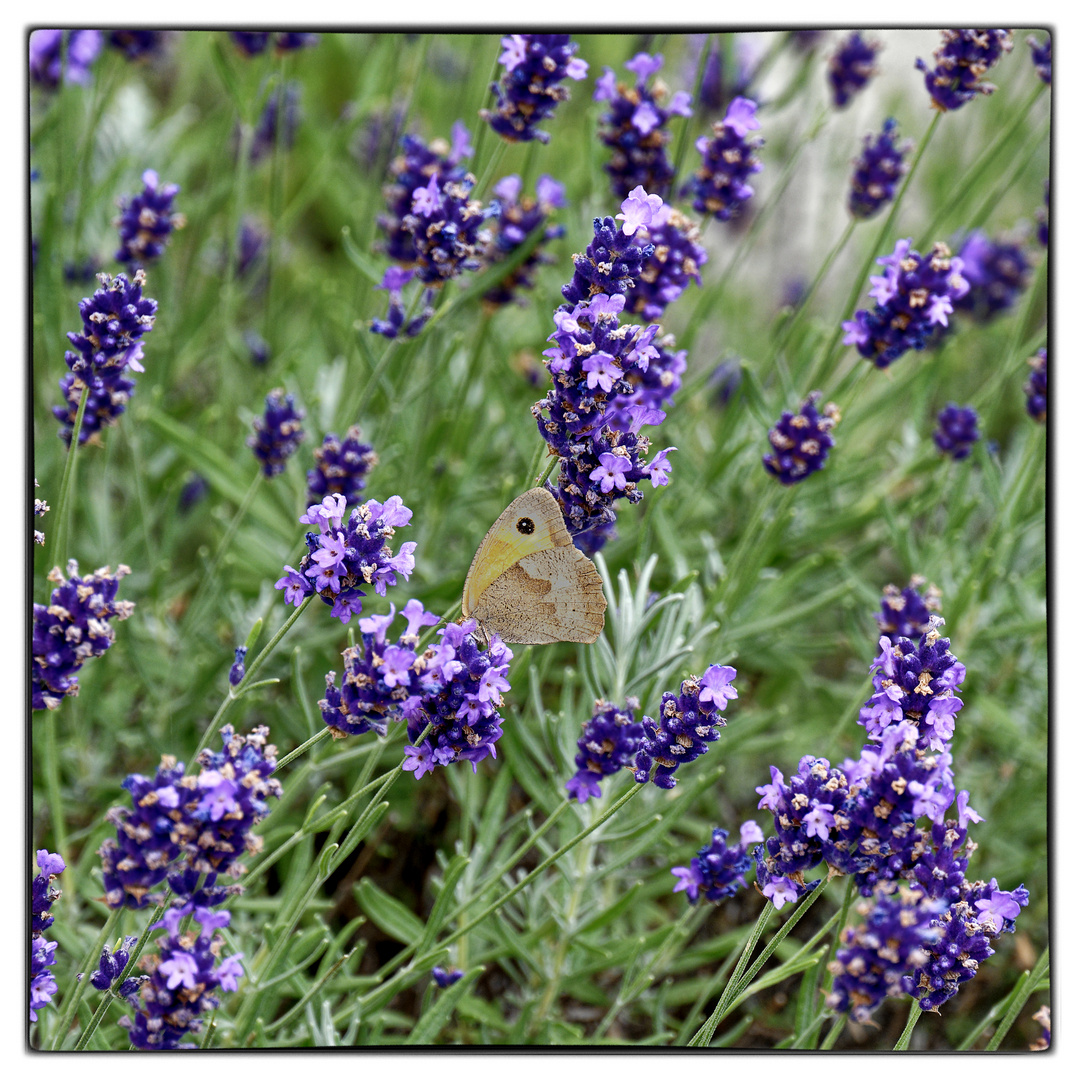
[820,1012,847,1049]
[48,906,122,1050]
[40,710,68,864]
[276,727,333,772]
[893,997,923,1050]
[47,383,89,573]
[982,946,1050,1052]
[191,595,313,760]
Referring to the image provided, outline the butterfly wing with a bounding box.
[468,547,606,644]
[462,489,573,617]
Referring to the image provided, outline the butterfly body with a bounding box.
[462,488,606,645]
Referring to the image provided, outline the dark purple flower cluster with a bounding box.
[953,231,1032,321]
[848,118,911,220]
[99,726,281,911]
[1025,348,1047,422]
[565,698,643,803]
[114,169,185,266]
[276,493,416,624]
[307,426,378,507]
[54,270,157,445]
[29,29,102,88]
[88,935,144,998]
[826,883,948,1023]
[237,215,269,279]
[228,646,247,687]
[319,599,440,739]
[30,850,65,1022]
[403,621,513,778]
[594,53,693,200]
[248,388,305,477]
[901,878,1029,1012]
[1027,35,1051,83]
[32,561,135,711]
[828,32,881,108]
[933,404,981,460]
[672,821,763,904]
[119,906,244,1049]
[481,174,566,307]
[481,34,588,144]
[623,204,708,321]
[876,577,942,643]
[432,967,464,988]
[633,665,738,789]
[842,239,970,368]
[1037,180,1049,247]
[762,391,840,485]
[687,34,760,115]
[688,97,763,223]
[859,626,966,750]
[402,170,497,285]
[107,31,164,61]
[231,31,318,56]
[249,81,301,164]
[916,30,1013,112]
[370,266,434,339]
[379,124,473,265]
[178,474,208,512]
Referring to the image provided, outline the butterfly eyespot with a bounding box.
[516,517,535,535]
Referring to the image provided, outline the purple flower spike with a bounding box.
[248,388,305,477]
[432,966,464,988]
[933,403,980,460]
[953,231,1032,322]
[114,169,185,267]
[482,34,588,144]
[762,391,840,485]
[916,30,1013,112]
[30,30,102,88]
[30,850,65,1023]
[249,81,301,164]
[671,821,761,905]
[687,97,763,223]
[1025,349,1047,423]
[623,202,708,320]
[876,577,942,644]
[565,699,643,803]
[828,32,881,108]
[108,31,165,61]
[1027,35,1051,84]
[633,665,738,788]
[307,427,379,507]
[849,119,912,220]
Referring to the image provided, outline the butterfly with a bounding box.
[461,488,606,645]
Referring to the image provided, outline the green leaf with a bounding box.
[404,967,482,1045]
[354,878,425,945]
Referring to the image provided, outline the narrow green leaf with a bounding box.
[354,878,425,945]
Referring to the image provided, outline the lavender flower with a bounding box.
[916,30,1013,112]
[826,883,947,1023]
[1037,179,1049,247]
[30,850,65,1022]
[933,403,980,460]
[245,330,270,366]
[248,388,305,477]
[275,32,320,52]
[762,391,840,485]
[114,169,185,267]
[623,203,708,321]
[672,821,762,904]
[481,34,588,144]
[709,360,742,406]
[249,81,301,164]
[276,493,416,624]
[953,231,1032,321]
[99,726,281,910]
[481,174,566,307]
[307,426,378,507]
[842,239,969,367]
[859,626,966,750]
[231,32,271,55]
[686,34,761,114]
[565,698,643,803]
[319,599,439,739]
[379,124,473,264]
[828,32,881,108]
[1025,349,1047,422]
[560,187,660,306]
[178,473,208,513]
[848,118,911,220]
[876,577,942,644]
[402,621,513,778]
[594,53,693,199]
[432,967,464,988]
[370,267,434,340]
[1027,35,1051,83]
[1030,1005,1051,1051]
[229,646,247,687]
[32,561,134,711]
[688,97,763,223]
[29,29,102,88]
[88,936,144,999]
[34,481,49,546]
[902,878,1028,1011]
[237,215,269,279]
[120,906,244,1049]
[107,31,164,61]
[633,665,738,789]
